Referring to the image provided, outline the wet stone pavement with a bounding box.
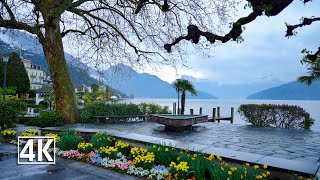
[63,122,320,164]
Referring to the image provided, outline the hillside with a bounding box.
[0,31,99,85]
[105,64,217,99]
[247,81,320,100]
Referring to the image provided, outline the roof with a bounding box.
[36,87,54,93]
[21,58,31,63]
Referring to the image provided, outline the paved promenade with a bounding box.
[63,122,320,164]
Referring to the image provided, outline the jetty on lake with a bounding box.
[188,106,234,124]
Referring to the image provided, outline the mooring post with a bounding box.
[231,107,234,124]
[173,102,176,115]
[190,109,194,115]
[217,107,220,122]
[212,108,216,122]
[199,107,202,115]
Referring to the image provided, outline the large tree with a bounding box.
[0,52,30,94]
[0,0,236,123]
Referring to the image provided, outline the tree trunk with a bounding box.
[42,18,79,123]
[181,91,186,115]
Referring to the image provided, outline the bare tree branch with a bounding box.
[164,12,259,52]
[286,17,320,37]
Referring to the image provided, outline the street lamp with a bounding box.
[1,52,10,101]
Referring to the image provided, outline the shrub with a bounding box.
[57,129,83,150]
[80,103,143,123]
[90,132,113,149]
[26,111,64,128]
[238,104,314,129]
[5,101,27,112]
[138,103,171,114]
[0,103,18,129]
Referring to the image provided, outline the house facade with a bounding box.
[21,58,52,90]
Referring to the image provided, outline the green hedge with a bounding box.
[138,103,171,114]
[0,102,18,129]
[25,111,65,127]
[80,103,143,123]
[238,104,314,129]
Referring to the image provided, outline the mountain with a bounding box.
[181,75,284,99]
[105,64,216,99]
[247,81,320,100]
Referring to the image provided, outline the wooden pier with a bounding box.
[208,107,234,124]
[188,107,234,124]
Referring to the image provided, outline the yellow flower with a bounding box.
[217,155,222,161]
[253,165,259,169]
[256,175,263,179]
[221,166,224,171]
[227,178,230,180]
[263,164,267,169]
[153,145,156,148]
[266,171,270,175]
[206,154,215,161]
[228,171,232,175]
[191,157,195,160]
[231,167,237,171]
[193,154,197,157]
[245,163,250,167]
[165,148,169,152]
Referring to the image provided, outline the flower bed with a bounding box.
[1,129,317,180]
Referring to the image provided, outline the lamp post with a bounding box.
[1,52,10,101]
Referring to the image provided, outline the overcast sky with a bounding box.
[138,1,320,85]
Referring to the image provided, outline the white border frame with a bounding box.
[18,136,56,164]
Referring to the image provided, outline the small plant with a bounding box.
[1,129,17,139]
[21,129,39,136]
[45,133,60,142]
[169,161,190,179]
[148,144,180,167]
[1,129,17,142]
[115,141,130,154]
[130,147,155,169]
[90,132,113,149]
[77,142,94,154]
[99,146,118,159]
[57,129,83,150]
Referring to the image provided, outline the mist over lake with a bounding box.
[122,99,320,132]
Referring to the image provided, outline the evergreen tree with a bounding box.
[0,52,30,94]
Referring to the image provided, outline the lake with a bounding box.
[122,99,320,132]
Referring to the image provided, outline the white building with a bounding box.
[21,58,52,90]
[35,87,54,105]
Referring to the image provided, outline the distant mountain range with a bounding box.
[105,64,217,99]
[247,81,320,100]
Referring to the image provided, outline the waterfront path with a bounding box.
[60,122,320,164]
